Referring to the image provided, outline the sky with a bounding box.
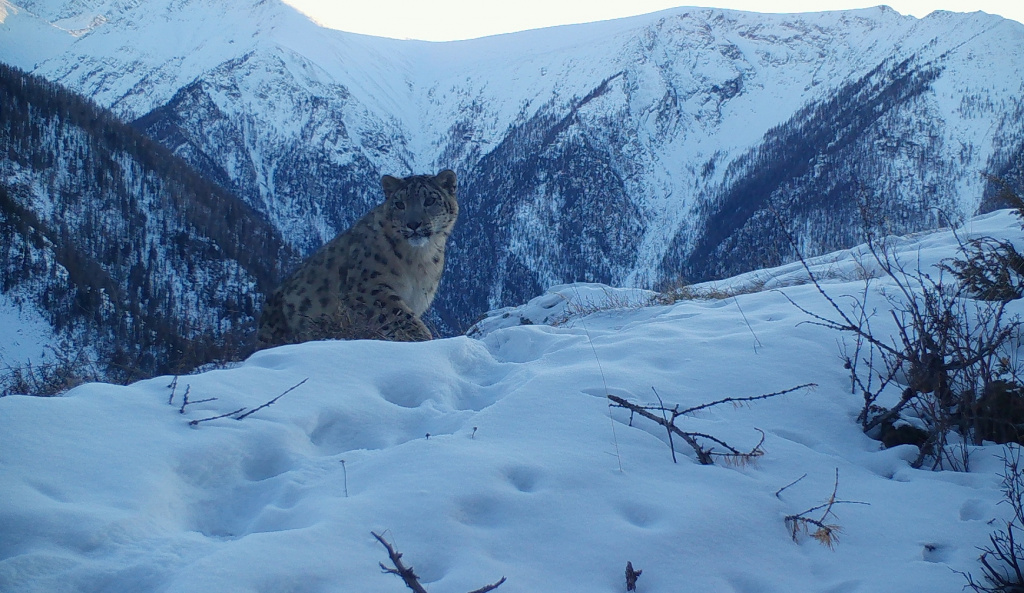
[282,0,1024,41]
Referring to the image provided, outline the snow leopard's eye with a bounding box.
[394,200,406,210]
[424,195,436,207]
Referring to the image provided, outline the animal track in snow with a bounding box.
[616,501,664,529]
[242,442,294,482]
[188,475,315,540]
[175,439,316,540]
[922,543,951,563]
[504,465,543,493]
[958,498,988,521]
[724,571,783,593]
[454,493,511,528]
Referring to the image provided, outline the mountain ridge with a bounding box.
[3,0,1024,337]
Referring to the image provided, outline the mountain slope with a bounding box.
[0,63,295,383]
[5,0,1024,335]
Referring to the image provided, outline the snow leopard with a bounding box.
[256,170,458,348]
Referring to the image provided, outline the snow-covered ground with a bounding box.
[2,210,1023,592]
[0,294,59,371]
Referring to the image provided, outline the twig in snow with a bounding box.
[465,579,508,593]
[178,385,191,412]
[186,378,307,426]
[775,473,808,498]
[372,531,506,593]
[167,376,178,405]
[730,295,763,353]
[677,384,817,416]
[784,469,869,549]
[651,387,678,464]
[341,459,349,497]
[609,393,715,464]
[373,530,428,593]
[189,407,247,427]
[235,378,308,420]
[608,383,814,464]
[177,384,217,414]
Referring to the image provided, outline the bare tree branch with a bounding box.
[784,469,869,549]
[608,394,713,464]
[678,384,817,416]
[465,577,507,593]
[236,378,308,420]
[651,387,678,464]
[775,473,808,498]
[177,384,217,414]
[189,407,247,427]
[373,531,429,593]
[372,531,506,593]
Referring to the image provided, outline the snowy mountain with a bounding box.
[0,63,295,385]
[3,0,1024,337]
[2,209,1022,592]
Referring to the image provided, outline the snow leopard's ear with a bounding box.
[435,169,457,194]
[381,175,405,198]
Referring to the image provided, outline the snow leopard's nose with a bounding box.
[406,222,421,231]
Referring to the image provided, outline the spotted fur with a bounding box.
[257,170,458,347]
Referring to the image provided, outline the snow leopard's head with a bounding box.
[381,170,458,248]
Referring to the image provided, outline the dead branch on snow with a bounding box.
[372,531,506,593]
